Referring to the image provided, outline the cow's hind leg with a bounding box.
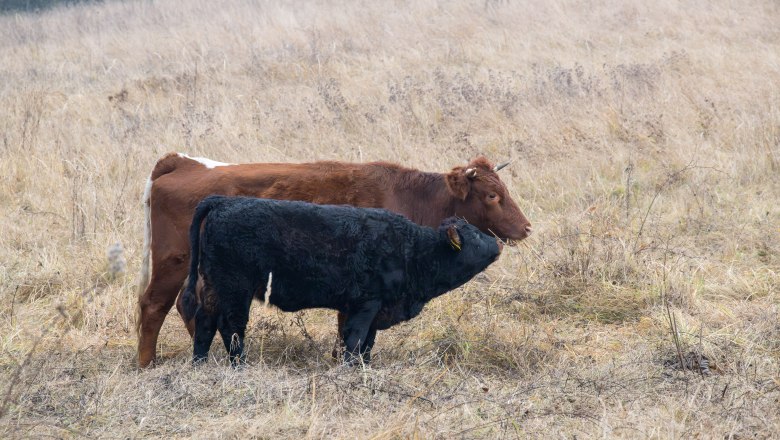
[138,257,188,368]
[176,275,201,338]
[342,301,381,366]
[193,307,218,364]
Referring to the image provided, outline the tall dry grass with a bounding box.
[0,0,778,437]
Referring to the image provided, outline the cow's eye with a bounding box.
[488,193,498,200]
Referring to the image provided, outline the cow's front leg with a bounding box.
[342,300,381,366]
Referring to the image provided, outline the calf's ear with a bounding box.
[445,167,476,200]
[446,225,462,251]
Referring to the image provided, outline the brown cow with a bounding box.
[136,152,532,367]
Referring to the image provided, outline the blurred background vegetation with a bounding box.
[1,0,94,14]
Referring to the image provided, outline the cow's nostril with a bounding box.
[524,225,533,236]
[496,239,504,254]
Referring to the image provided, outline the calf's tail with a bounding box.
[181,195,226,322]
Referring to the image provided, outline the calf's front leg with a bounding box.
[361,326,378,364]
[342,300,381,365]
[218,286,254,367]
[331,312,348,359]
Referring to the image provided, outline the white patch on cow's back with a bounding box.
[178,152,233,169]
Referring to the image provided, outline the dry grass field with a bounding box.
[1,0,779,437]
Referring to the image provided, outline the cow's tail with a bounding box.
[180,195,225,322]
[135,175,154,337]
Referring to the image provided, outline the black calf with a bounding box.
[182,196,502,365]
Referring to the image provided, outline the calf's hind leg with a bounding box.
[217,278,256,366]
[342,300,381,365]
[193,307,219,364]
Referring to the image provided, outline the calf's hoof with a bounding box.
[229,356,246,369]
[343,353,370,368]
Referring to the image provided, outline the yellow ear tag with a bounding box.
[450,239,461,251]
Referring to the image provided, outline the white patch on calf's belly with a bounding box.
[178,152,233,169]
[264,272,272,307]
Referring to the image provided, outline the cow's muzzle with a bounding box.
[505,224,532,246]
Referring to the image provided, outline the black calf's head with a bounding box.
[438,217,502,281]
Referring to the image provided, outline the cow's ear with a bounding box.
[445,168,475,200]
[446,225,462,251]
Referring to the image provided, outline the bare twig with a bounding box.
[660,235,686,371]
[0,307,67,419]
[634,160,697,254]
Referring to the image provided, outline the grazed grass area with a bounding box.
[1,0,778,437]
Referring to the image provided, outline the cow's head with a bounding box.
[445,157,532,243]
